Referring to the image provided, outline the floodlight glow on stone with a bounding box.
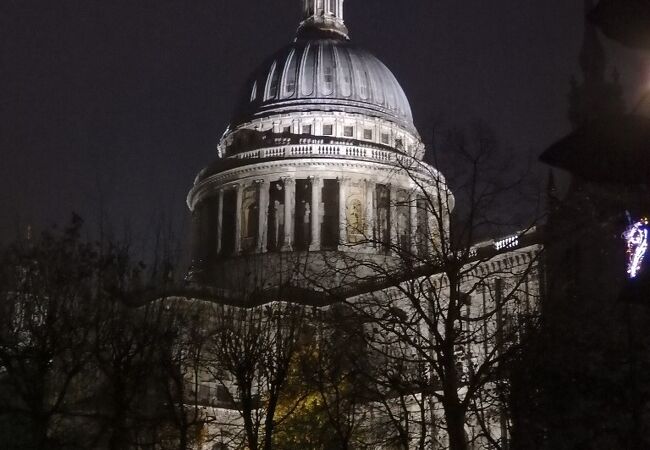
[624,218,649,279]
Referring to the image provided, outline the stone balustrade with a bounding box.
[232,142,401,164]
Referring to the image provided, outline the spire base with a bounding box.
[298,0,349,40]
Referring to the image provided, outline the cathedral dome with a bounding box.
[230,30,414,131]
[186,0,449,298]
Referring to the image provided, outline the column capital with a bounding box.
[309,176,324,187]
[281,176,296,186]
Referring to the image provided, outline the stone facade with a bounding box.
[181,1,542,448]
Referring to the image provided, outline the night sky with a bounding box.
[1,0,648,249]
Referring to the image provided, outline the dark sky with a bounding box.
[1,0,648,247]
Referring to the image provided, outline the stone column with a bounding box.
[409,190,418,254]
[281,177,295,251]
[216,188,224,255]
[309,176,322,251]
[390,184,399,248]
[234,183,243,254]
[365,179,374,243]
[338,177,349,246]
[256,179,268,253]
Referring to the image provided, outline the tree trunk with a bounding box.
[445,401,469,450]
[441,368,468,450]
[442,282,468,450]
[177,418,189,450]
[241,395,258,450]
[262,395,278,450]
[108,382,128,450]
[34,414,51,450]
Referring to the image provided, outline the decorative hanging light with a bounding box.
[623,216,649,279]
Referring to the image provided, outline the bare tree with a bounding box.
[299,305,371,450]
[356,321,435,450]
[316,123,543,450]
[0,215,199,450]
[0,217,108,449]
[90,297,173,449]
[198,298,312,450]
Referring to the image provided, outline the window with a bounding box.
[381,133,390,144]
[322,47,335,95]
[198,385,211,403]
[344,126,354,137]
[363,129,373,140]
[395,138,404,150]
[302,124,312,135]
[323,66,334,87]
[341,72,352,96]
[323,124,334,135]
[286,79,296,95]
[283,126,291,134]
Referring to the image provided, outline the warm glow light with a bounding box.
[624,217,649,279]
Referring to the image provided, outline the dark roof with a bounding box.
[230,37,414,130]
[540,114,650,184]
[589,0,650,50]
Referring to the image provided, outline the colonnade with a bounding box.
[203,175,431,258]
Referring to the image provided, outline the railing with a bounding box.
[232,143,400,165]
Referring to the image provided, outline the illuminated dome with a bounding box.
[186,0,451,300]
[232,38,415,130]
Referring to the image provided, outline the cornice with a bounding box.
[187,158,447,210]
